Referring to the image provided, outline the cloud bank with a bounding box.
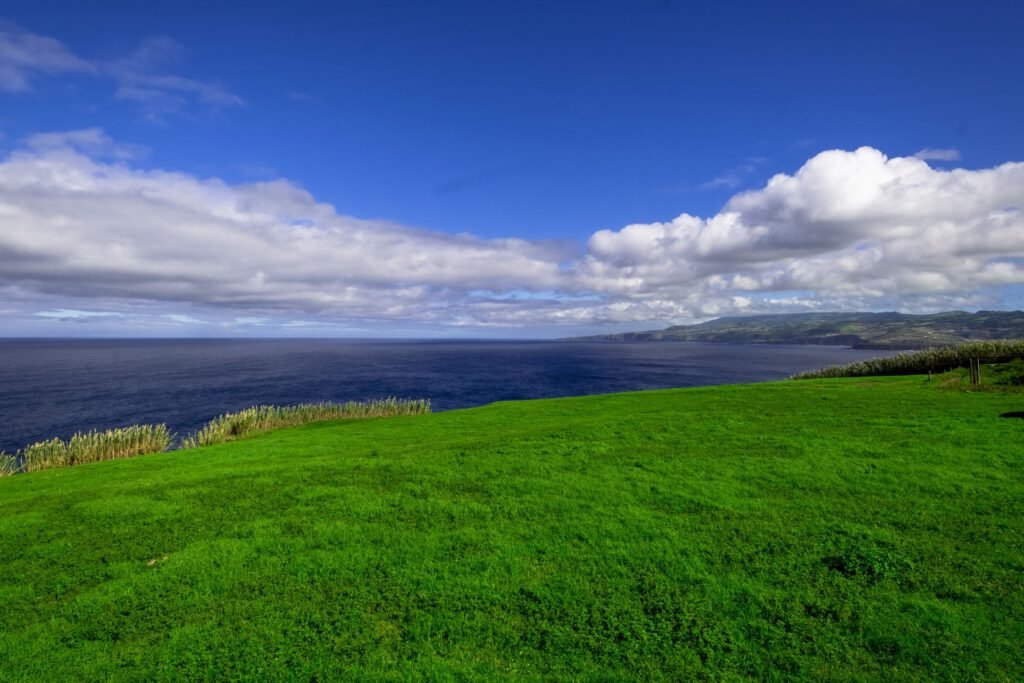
[583,148,1024,308]
[0,134,1021,334]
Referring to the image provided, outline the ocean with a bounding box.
[0,339,898,453]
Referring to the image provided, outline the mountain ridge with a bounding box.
[562,310,1024,349]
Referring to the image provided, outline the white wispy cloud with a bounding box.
[0,26,241,118]
[698,173,743,190]
[696,157,768,191]
[912,147,961,162]
[0,25,95,91]
[25,128,147,159]
[105,36,243,119]
[0,135,1021,333]
[35,308,123,320]
[163,313,203,324]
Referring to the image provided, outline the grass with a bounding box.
[19,425,172,473]
[2,399,430,475]
[180,398,431,448]
[988,358,1024,386]
[929,361,1024,393]
[0,453,16,477]
[0,377,1022,680]
[791,338,1024,379]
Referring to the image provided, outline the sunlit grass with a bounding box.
[0,378,1021,680]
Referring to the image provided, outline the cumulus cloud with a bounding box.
[0,137,1021,333]
[0,26,240,118]
[580,146,1024,319]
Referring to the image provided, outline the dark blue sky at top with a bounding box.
[1,0,1022,243]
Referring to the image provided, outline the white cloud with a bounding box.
[913,147,961,162]
[24,128,147,160]
[698,173,742,190]
[695,157,768,191]
[35,308,123,320]
[106,36,243,119]
[0,27,240,119]
[580,146,1024,319]
[0,136,568,328]
[0,138,1021,333]
[163,313,203,324]
[0,25,95,91]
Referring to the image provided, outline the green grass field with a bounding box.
[1,377,1022,681]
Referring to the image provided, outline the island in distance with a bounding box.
[563,310,1024,350]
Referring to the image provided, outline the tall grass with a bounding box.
[1,452,18,477]
[1,398,431,476]
[181,398,431,448]
[791,339,1024,380]
[20,425,173,473]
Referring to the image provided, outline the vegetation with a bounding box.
[180,398,431,448]
[565,310,1024,349]
[19,424,172,473]
[0,453,16,477]
[791,339,1024,379]
[1,378,1021,680]
[3,399,430,475]
[988,358,1024,386]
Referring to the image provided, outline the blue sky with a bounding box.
[0,0,1023,337]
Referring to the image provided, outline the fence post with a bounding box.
[969,358,981,386]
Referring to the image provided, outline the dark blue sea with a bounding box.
[0,339,898,453]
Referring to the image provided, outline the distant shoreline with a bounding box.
[562,310,1024,350]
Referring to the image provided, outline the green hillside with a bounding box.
[565,310,1024,349]
[1,378,1022,680]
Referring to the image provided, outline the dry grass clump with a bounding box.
[18,425,173,473]
[791,339,1024,380]
[0,453,18,477]
[180,398,431,448]
[1,398,431,476]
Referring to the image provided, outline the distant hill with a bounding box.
[563,311,1024,349]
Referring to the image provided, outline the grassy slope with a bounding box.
[1,378,1022,681]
